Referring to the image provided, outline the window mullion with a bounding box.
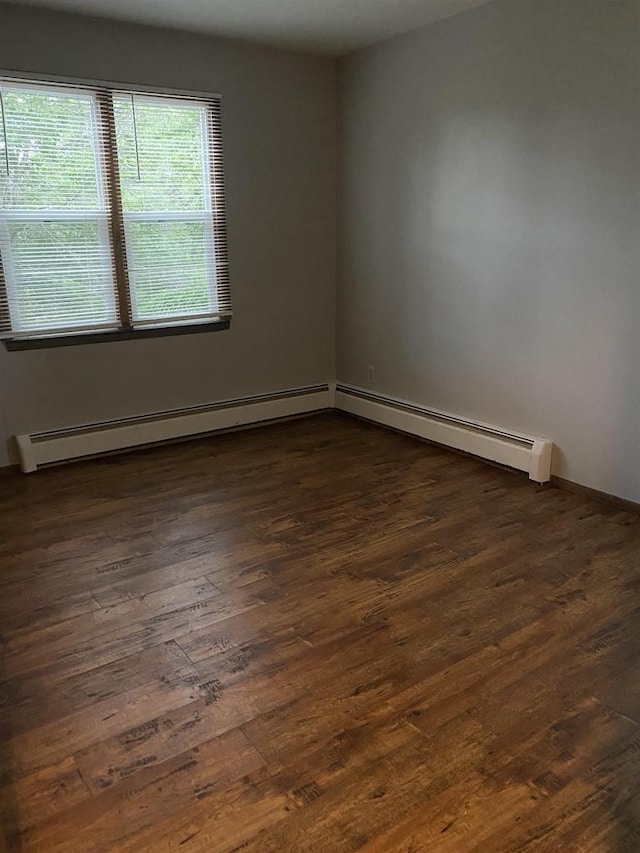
[96,90,133,330]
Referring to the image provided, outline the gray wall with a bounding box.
[338,0,640,502]
[0,4,336,466]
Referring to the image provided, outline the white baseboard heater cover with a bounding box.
[16,384,334,473]
[15,381,552,482]
[335,384,552,483]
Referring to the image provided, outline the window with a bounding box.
[0,77,230,346]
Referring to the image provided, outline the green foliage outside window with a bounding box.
[0,87,215,330]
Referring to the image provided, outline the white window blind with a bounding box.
[0,77,230,341]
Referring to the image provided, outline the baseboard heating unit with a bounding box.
[335,383,553,483]
[15,384,333,473]
[15,381,552,481]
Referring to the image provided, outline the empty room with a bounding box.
[0,0,639,850]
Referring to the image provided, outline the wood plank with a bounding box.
[19,729,265,853]
[3,581,264,682]
[0,757,88,838]
[1,640,191,736]
[4,667,201,777]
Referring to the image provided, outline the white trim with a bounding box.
[0,211,107,222]
[0,78,98,99]
[15,385,332,472]
[112,92,209,110]
[335,383,553,483]
[0,70,222,102]
[123,212,211,223]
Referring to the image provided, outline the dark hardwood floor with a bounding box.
[1,411,640,852]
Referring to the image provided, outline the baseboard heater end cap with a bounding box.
[16,434,37,473]
[529,438,553,484]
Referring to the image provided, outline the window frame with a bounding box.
[0,70,231,349]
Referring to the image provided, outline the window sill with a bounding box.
[3,320,231,351]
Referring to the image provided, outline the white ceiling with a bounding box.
[7,0,496,54]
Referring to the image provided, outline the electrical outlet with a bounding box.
[367,365,375,384]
